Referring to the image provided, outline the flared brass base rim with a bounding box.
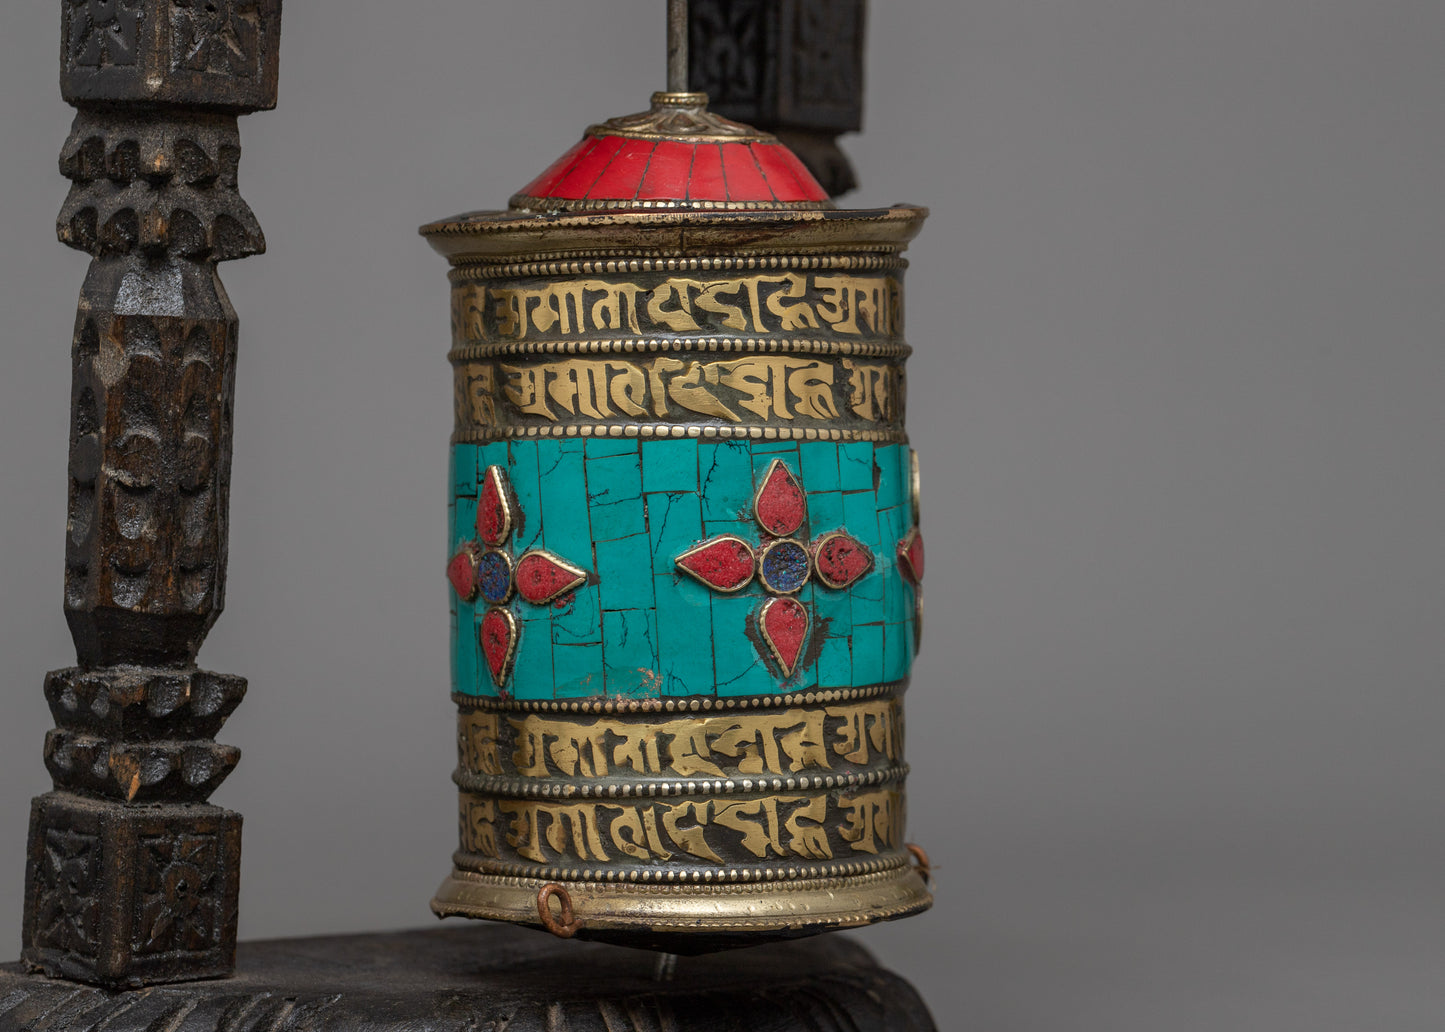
[432,865,933,953]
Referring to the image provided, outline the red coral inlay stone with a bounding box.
[447,545,481,602]
[676,536,756,592]
[480,608,517,687]
[898,529,925,586]
[759,597,810,676]
[477,466,512,548]
[515,551,588,606]
[755,460,807,537]
[814,532,874,590]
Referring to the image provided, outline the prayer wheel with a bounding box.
[422,28,931,950]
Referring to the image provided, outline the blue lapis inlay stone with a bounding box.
[760,540,810,594]
[478,551,513,604]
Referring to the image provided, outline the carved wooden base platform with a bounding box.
[0,924,935,1031]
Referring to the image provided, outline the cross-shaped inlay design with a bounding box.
[448,466,592,690]
[675,459,874,678]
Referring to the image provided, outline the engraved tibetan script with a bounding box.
[459,789,904,866]
[458,699,904,783]
[452,272,903,344]
[455,355,902,430]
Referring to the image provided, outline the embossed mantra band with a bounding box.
[423,72,930,951]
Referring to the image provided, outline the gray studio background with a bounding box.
[2,2,1443,1028]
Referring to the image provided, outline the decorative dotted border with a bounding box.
[454,764,910,801]
[448,337,911,362]
[453,852,912,887]
[447,253,906,281]
[420,205,926,238]
[508,194,836,214]
[452,681,904,715]
[451,424,908,444]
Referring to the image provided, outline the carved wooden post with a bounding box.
[688,0,867,197]
[21,0,281,989]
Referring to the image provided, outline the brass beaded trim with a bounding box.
[453,764,910,801]
[452,852,912,886]
[451,424,908,445]
[447,254,906,281]
[421,205,925,237]
[452,681,904,715]
[448,337,911,362]
[509,195,836,214]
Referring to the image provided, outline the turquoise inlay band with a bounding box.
[449,438,918,700]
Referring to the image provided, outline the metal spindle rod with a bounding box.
[667,0,689,92]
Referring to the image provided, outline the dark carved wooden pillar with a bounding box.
[688,0,867,197]
[21,0,281,989]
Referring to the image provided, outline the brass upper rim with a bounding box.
[420,205,929,264]
[422,204,926,237]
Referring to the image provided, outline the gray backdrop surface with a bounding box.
[2,2,1443,1028]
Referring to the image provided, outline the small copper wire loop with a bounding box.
[537,883,584,938]
[906,843,933,887]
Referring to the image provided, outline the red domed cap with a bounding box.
[510,92,832,213]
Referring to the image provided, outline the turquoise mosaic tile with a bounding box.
[876,444,906,512]
[792,583,822,692]
[752,439,802,456]
[586,452,646,540]
[843,489,882,553]
[584,437,642,459]
[641,439,699,493]
[850,567,886,630]
[814,583,853,638]
[839,442,876,493]
[646,491,703,571]
[712,595,767,696]
[878,503,908,555]
[454,609,481,697]
[699,441,754,525]
[602,608,659,697]
[806,490,845,535]
[882,560,910,628]
[512,607,556,701]
[477,441,510,479]
[799,441,841,493]
[552,584,602,646]
[816,631,853,688]
[653,573,714,696]
[452,444,478,499]
[449,605,462,693]
[850,622,885,685]
[595,532,657,613]
[554,642,604,697]
[507,440,544,553]
[537,441,592,564]
[453,495,478,555]
[883,621,911,683]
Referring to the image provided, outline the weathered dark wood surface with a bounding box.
[22,0,282,987]
[0,925,936,1031]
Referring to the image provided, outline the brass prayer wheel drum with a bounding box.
[423,88,930,951]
